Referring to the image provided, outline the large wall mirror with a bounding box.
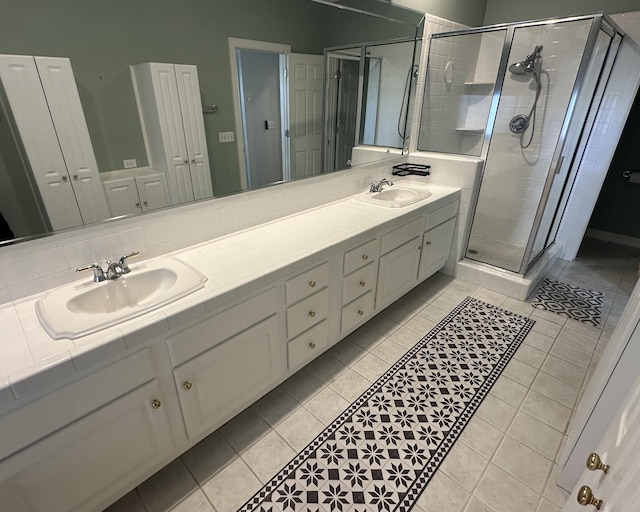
[0,0,423,246]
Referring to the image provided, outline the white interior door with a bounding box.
[562,371,640,511]
[34,56,111,224]
[289,53,324,180]
[0,54,82,230]
[174,64,213,200]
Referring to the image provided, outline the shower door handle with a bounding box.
[554,155,565,175]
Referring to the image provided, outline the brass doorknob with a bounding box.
[151,399,162,409]
[183,381,193,391]
[586,453,610,474]
[359,281,366,287]
[362,254,368,260]
[425,240,432,246]
[308,342,316,349]
[309,280,316,287]
[308,311,316,318]
[577,485,602,510]
[357,310,364,316]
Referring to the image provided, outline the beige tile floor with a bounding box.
[105,239,639,512]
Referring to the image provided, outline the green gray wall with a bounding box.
[0,0,417,196]
[484,0,639,24]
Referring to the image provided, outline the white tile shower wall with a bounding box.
[0,157,407,305]
[473,20,593,249]
[557,40,640,260]
[409,15,468,153]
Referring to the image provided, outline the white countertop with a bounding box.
[0,184,460,409]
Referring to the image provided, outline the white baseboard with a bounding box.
[585,228,640,248]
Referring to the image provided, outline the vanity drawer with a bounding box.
[341,291,375,333]
[380,216,424,255]
[425,200,458,231]
[168,287,278,366]
[342,261,377,305]
[286,288,329,339]
[285,262,329,306]
[343,239,378,275]
[288,320,329,370]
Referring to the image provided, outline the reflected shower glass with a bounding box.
[466,18,594,273]
[417,30,506,156]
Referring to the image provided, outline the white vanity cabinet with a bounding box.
[285,263,331,369]
[168,288,284,439]
[418,201,458,282]
[102,171,171,216]
[0,350,174,512]
[341,239,379,334]
[0,54,110,230]
[375,217,425,311]
[131,62,213,205]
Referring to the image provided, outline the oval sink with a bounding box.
[36,257,207,339]
[357,183,432,208]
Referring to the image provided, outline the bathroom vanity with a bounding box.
[0,185,459,511]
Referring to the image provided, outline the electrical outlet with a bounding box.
[219,131,235,143]
[123,159,137,169]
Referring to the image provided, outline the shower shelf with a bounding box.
[456,127,485,133]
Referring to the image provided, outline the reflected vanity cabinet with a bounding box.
[101,170,171,216]
[131,62,213,206]
[0,55,111,230]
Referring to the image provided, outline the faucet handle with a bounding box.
[118,251,140,273]
[76,263,106,283]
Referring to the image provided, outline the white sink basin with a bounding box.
[36,258,207,339]
[357,183,432,208]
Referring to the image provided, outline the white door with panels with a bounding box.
[132,62,214,205]
[0,55,109,230]
[289,53,324,179]
[562,370,640,511]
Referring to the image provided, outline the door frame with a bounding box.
[228,38,291,190]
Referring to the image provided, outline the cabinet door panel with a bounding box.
[375,237,421,310]
[174,64,213,200]
[135,173,170,211]
[418,217,456,282]
[0,380,172,512]
[0,55,82,230]
[174,316,282,439]
[35,56,111,225]
[103,176,140,216]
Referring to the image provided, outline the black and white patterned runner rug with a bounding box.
[532,278,604,327]
[238,297,535,512]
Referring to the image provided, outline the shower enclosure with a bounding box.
[418,14,624,274]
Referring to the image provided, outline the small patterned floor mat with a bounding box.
[238,297,535,512]
[532,278,604,327]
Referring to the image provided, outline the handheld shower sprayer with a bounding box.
[508,44,544,148]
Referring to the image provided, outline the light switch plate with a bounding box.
[123,159,137,169]
[219,131,235,143]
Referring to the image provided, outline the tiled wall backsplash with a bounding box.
[0,154,482,305]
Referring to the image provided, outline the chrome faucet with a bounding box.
[369,178,394,193]
[76,251,140,282]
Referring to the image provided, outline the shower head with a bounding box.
[509,44,543,75]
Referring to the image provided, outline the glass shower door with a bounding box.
[466,18,596,273]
